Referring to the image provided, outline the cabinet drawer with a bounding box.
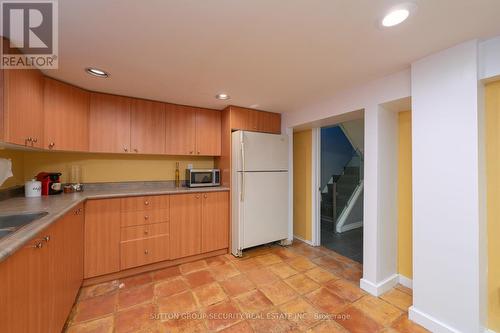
[121,209,169,227]
[120,195,169,212]
[121,222,169,242]
[120,235,170,270]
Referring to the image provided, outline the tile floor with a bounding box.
[64,240,428,333]
[321,219,363,264]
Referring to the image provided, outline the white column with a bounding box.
[360,104,399,296]
[410,40,486,333]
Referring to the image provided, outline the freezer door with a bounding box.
[232,131,288,172]
[237,171,289,249]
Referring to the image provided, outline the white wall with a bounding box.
[479,36,500,81]
[410,40,486,333]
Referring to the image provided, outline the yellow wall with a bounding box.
[486,81,500,332]
[0,149,25,189]
[397,111,413,279]
[0,149,213,186]
[293,130,312,241]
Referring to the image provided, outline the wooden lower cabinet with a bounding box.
[201,192,229,252]
[84,199,121,278]
[170,193,202,259]
[0,204,84,333]
[120,235,170,270]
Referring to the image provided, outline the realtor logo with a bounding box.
[1,0,58,69]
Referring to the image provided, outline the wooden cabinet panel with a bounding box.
[259,111,281,134]
[3,69,44,147]
[201,191,229,252]
[195,108,221,156]
[84,199,121,278]
[121,209,169,227]
[170,193,202,259]
[120,195,169,212]
[0,235,50,333]
[230,106,249,131]
[43,78,90,151]
[165,104,196,155]
[131,99,166,154]
[89,93,131,153]
[48,204,84,332]
[120,235,170,270]
[121,222,169,242]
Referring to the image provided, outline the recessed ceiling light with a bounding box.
[382,9,409,27]
[216,93,230,100]
[85,67,109,78]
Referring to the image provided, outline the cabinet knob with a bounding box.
[144,201,149,206]
[144,215,149,220]
[34,242,43,249]
[144,249,149,255]
[195,194,200,199]
[32,138,38,143]
[203,194,207,199]
[25,137,32,146]
[189,151,193,155]
[197,151,200,155]
[48,142,55,149]
[43,236,50,242]
[123,147,128,152]
[134,148,138,153]
[144,229,149,235]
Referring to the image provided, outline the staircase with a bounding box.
[321,151,362,232]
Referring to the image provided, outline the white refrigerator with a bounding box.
[231,130,289,257]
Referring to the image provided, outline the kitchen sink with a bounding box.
[0,211,49,239]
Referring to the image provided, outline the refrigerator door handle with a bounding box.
[240,140,245,201]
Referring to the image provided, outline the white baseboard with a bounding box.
[409,306,462,333]
[339,221,363,233]
[360,274,399,296]
[398,274,413,289]
[293,235,314,246]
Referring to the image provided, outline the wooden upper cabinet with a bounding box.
[195,108,221,156]
[201,191,229,252]
[170,193,202,259]
[165,104,196,155]
[229,106,281,134]
[131,99,166,154]
[89,93,131,153]
[43,78,89,151]
[84,199,121,278]
[2,68,44,147]
[258,111,281,134]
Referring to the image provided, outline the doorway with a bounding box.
[319,119,364,263]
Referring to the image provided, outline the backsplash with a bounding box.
[0,148,214,187]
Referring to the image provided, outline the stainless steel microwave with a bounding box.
[186,169,221,187]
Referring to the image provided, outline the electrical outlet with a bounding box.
[187,163,193,170]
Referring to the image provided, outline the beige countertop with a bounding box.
[0,185,229,263]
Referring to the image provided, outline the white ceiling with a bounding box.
[42,0,500,113]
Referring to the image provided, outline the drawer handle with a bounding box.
[34,242,43,249]
[144,201,149,206]
[144,249,149,255]
[144,215,149,220]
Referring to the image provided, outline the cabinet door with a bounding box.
[131,99,165,154]
[89,93,131,153]
[0,235,50,333]
[170,193,202,259]
[195,108,221,156]
[258,111,281,134]
[230,106,249,131]
[3,69,44,147]
[165,104,196,155]
[46,204,84,332]
[201,191,229,252]
[43,78,90,151]
[84,199,121,278]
